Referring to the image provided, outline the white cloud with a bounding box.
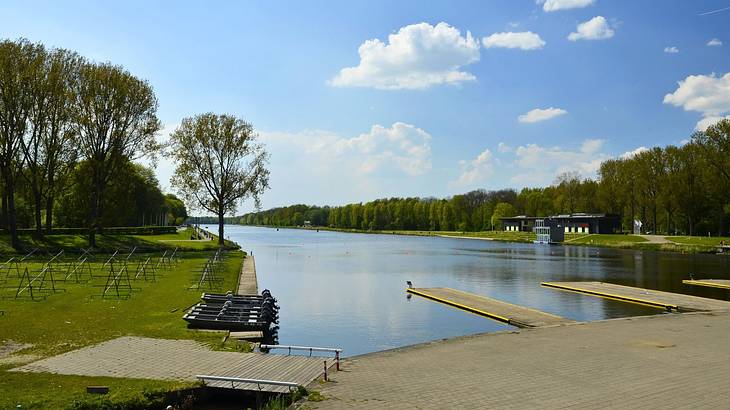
[538,0,595,12]
[664,46,679,54]
[620,146,648,159]
[663,72,730,131]
[518,107,568,123]
[455,139,610,189]
[482,31,545,50]
[262,122,432,177]
[707,38,723,47]
[510,139,607,185]
[497,142,512,153]
[329,22,480,90]
[568,16,615,41]
[454,149,495,187]
[695,115,730,131]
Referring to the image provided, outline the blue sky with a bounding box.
[2,1,729,213]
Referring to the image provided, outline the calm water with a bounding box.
[204,225,730,357]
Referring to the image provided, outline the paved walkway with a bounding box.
[237,255,258,295]
[306,311,730,409]
[12,337,324,393]
[638,234,671,244]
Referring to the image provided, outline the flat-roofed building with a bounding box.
[501,213,621,235]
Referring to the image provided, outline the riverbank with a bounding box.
[0,249,246,408]
[0,227,239,254]
[251,225,729,254]
[303,310,730,409]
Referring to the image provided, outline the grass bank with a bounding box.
[0,227,238,254]
[0,249,247,409]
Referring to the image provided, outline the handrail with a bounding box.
[260,344,342,353]
[261,344,343,371]
[195,374,299,390]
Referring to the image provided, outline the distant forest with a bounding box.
[237,120,730,236]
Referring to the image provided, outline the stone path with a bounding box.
[12,336,324,393]
[306,311,730,409]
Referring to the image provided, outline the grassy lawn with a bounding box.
[566,234,648,245]
[0,249,246,409]
[0,227,237,254]
[667,236,730,247]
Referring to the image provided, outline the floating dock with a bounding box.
[682,279,730,290]
[541,281,730,312]
[406,287,574,328]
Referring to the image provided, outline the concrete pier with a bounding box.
[541,281,730,312]
[682,279,730,290]
[407,287,574,328]
[237,254,258,295]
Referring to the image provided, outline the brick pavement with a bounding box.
[12,336,323,393]
[306,311,730,409]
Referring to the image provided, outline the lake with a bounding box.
[204,225,730,357]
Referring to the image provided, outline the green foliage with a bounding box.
[56,160,168,228]
[240,119,730,237]
[491,202,516,230]
[168,113,270,245]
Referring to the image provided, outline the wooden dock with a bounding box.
[237,255,258,295]
[682,279,730,290]
[406,287,575,328]
[542,281,730,312]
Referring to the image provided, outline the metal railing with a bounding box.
[195,375,299,391]
[260,344,343,372]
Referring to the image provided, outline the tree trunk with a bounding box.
[45,195,53,234]
[6,177,20,250]
[33,188,43,236]
[217,208,225,246]
[1,189,7,229]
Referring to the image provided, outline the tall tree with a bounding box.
[0,39,45,248]
[72,62,160,247]
[169,113,270,245]
[22,47,80,234]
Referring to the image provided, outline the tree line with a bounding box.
[240,120,730,236]
[0,38,188,248]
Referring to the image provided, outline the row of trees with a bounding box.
[0,38,183,248]
[241,120,730,236]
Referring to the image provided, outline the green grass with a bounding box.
[0,227,238,254]
[312,227,537,243]
[0,250,246,408]
[667,236,730,247]
[566,233,648,245]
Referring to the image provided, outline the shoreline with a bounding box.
[228,224,728,255]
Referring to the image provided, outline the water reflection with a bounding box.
[211,225,730,356]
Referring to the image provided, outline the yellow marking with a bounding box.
[406,288,513,325]
[445,287,567,320]
[682,280,730,290]
[541,282,678,311]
